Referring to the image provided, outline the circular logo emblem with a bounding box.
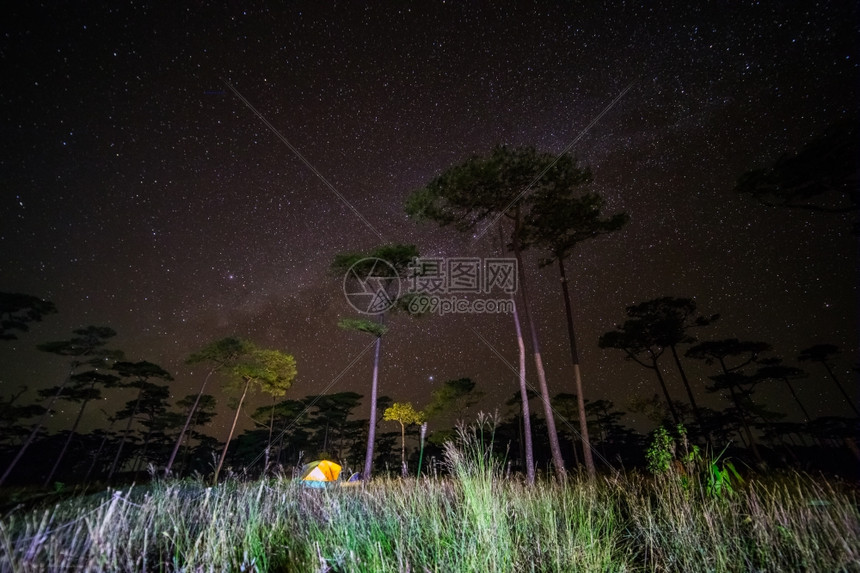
[342,257,401,314]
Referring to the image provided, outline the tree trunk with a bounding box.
[363,328,383,480]
[262,396,276,475]
[213,376,252,484]
[400,421,406,472]
[650,356,681,425]
[784,379,812,422]
[496,221,535,485]
[516,407,525,472]
[820,361,859,417]
[179,407,202,475]
[132,420,156,478]
[669,344,707,440]
[717,356,764,464]
[275,418,288,468]
[512,245,565,478]
[0,367,74,487]
[557,257,595,478]
[165,367,216,476]
[726,382,763,463]
[268,397,276,452]
[108,385,144,481]
[511,295,535,485]
[84,418,114,485]
[43,395,92,486]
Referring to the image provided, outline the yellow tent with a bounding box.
[300,460,342,486]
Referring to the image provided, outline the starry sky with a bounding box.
[1,2,857,440]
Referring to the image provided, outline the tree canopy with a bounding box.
[0,292,57,340]
[735,118,859,214]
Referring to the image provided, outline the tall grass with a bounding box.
[1,418,858,571]
[620,469,860,572]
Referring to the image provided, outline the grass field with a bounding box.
[1,422,858,572]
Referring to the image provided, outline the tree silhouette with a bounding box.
[173,393,217,475]
[686,338,772,463]
[523,182,628,478]
[735,118,859,216]
[754,358,812,422]
[254,398,311,468]
[212,342,297,484]
[333,243,418,480]
[406,146,567,478]
[424,377,483,421]
[0,387,46,447]
[82,416,119,484]
[334,244,419,316]
[248,349,296,474]
[299,392,363,460]
[583,398,636,460]
[696,406,744,446]
[798,344,858,417]
[807,416,860,464]
[108,361,173,480]
[0,325,118,487]
[383,402,426,475]
[599,297,717,440]
[128,382,172,477]
[551,392,582,466]
[39,370,119,486]
[0,292,57,340]
[599,318,681,426]
[166,337,250,476]
[627,394,692,428]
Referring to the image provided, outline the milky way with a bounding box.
[1,3,856,438]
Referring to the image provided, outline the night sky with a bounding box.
[1,2,857,442]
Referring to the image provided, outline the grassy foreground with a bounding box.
[1,425,858,571]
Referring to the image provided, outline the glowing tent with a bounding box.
[300,460,342,488]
